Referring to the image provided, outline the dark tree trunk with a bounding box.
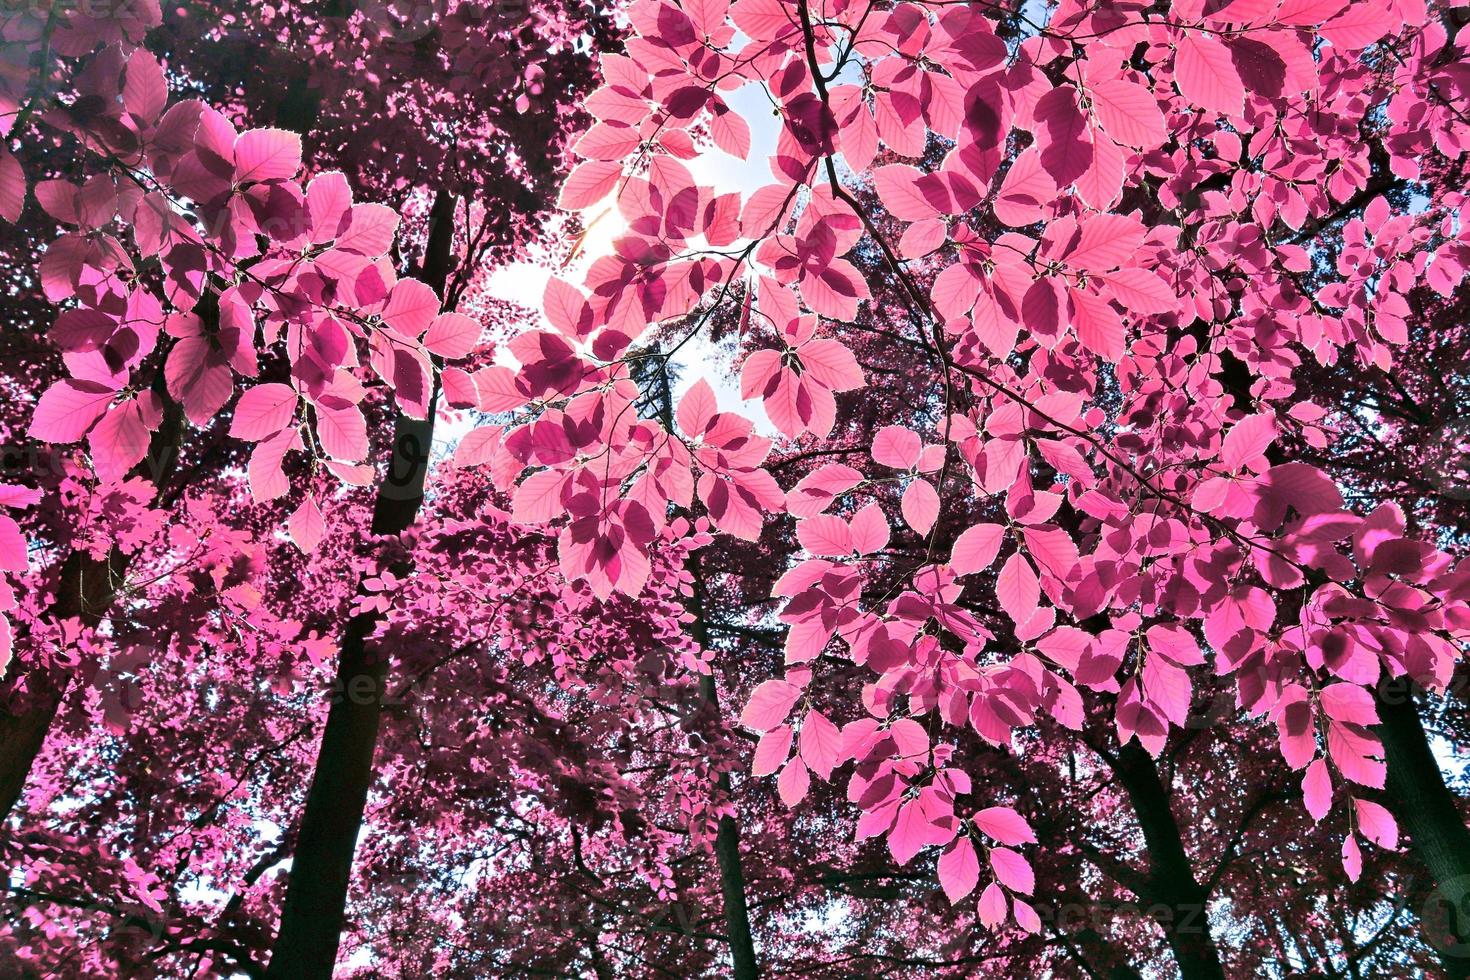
[0,385,183,825]
[689,562,760,979]
[704,675,760,980]
[0,550,116,818]
[1108,744,1228,980]
[264,190,455,979]
[1376,679,1470,979]
[1199,318,1470,974]
[646,351,760,979]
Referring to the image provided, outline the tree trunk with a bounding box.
[704,674,760,980]
[1108,744,1228,980]
[0,59,317,829]
[1200,323,1470,974]
[688,560,760,979]
[1375,679,1470,979]
[0,549,116,818]
[0,384,183,825]
[264,190,455,979]
[645,351,760,979]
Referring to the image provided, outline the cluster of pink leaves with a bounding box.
[456,0,1470,926]
[0,483,38,674]
[1,5,748,972]
[2,463,731,975]
[8,42,485,552]
[1,0,1468,965]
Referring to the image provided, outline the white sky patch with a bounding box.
[462,82,786,454]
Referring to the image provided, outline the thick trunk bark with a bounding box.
[260,594,393,979]
[0,550,115,817]
[0,672,64,822]
[1375,679,1470,979]
[649,350,760,979]
[704,674,760,980]
[0,385,182,825]
[264,191,454,979]
[1109,744,1227,980]
[1200,320,1470,974]
[0,60,313,829]
[688,562,759,979]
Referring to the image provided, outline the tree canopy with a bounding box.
[2,0,1470,976]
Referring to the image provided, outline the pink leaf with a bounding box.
[441,367,478,408]
[973,807,1037,846]
[873,164,940,220]
[1303,757,1333,821]
[901,479,940,535]
[474,366,529,413]
[753,725,794,777]
[233,129,303,183]
[543,278,593,339]
[558,160,622,210]
[165,337,233,426]
[1275,0,1349,24]
[1021,525,1080,580]
[872,425,923,469]
[1088,77,1166,149]
[797,514,853,557]
[1061,213,1147,273]
[249,430,297,501]
[951,523,1005,575]
[0,516,26,572]
[1342,835,1362,882]
[423,313,482,359]
[454,426,502,467]
[288,496,325,553]
[314,400,369,461]
[1174,34,1246,116]
[1220,413,1277,472]
[1100,267,1176,315]
[1320,684,1379,726]
[0,150,23,223]
[1353,798,1398,850]
[1142,655,1193,727]
[786,463,863,518]
[989,847,1034,894]
[1013,899,1042,934]
[123,49,168,124]
[89,400,151,483]
[382,278,441,338]
[1070,286,1125,360]
[712,108,752,159]
[798,710,842,780]
[511,470,567,524]
[777,757,810,807]
[325,461,374,486]
[741,679,802,731]
[1319,4,1397,49]
[849,503,890,555]
[799,339,865,391]
[29,379,114,443]
[677,379,719,436]
[977,882,1008,927]
[1033,86,1092,187]
[230,384,297,441]
[938,837,980,903]
[888,799,934,866]
[996,552,1041,624]
[993,147,1056,227]
[338,204,399,256]
[306,171,352,242]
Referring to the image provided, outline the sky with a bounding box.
[455,80,786,456]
